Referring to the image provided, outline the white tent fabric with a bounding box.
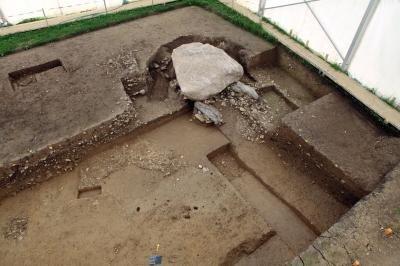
[237,0,399,104]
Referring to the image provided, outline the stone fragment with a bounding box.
[194,101,223,125]
[230,81,259,100]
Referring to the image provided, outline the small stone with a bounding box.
[194,102,223,125]
[230,81,259,99]
[384,227,393,237]
[198,165,203,169]
[352,260,361,266]
[194,113,207,123]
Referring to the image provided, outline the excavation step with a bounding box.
[217,103,349,234]
[209,147,316,259]
[292,163,400,266]
[0,114,275,265]
[249,66,322,108]
[276,92,400,198]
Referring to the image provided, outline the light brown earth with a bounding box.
[0,114,276,265]
[1,5,400,266]
[0,110,347,265]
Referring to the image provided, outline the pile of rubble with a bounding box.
[3,216,28,240]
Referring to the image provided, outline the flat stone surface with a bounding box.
[172,42,243,100]
[0,6,273,168]
[292,163,400,266]
[281,92,400,197]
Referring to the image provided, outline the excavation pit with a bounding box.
[0,6,399,266]
[78,185,102,199]
[8,59,65,89]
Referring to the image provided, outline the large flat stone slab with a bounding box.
[276,93,400,198]
[172,42,243,100]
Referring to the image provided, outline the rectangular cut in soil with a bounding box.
[277,92,400,198]
[249,64,326,109]
[78,186,102,198]
[8,59,65,89]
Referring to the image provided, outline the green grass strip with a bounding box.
[0,0,279,57]
[0,1,189,56]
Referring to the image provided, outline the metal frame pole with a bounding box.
[57,0,63,16]
[342,0,380,71]
[258,0,267,23]
[304,0,344,61]
[103,0,108,14]
[42,8,49,27]
[265,0,319,10]
[0,8,10,26]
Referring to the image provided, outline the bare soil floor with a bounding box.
[0,112,347,265]
[1,6,399,266]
